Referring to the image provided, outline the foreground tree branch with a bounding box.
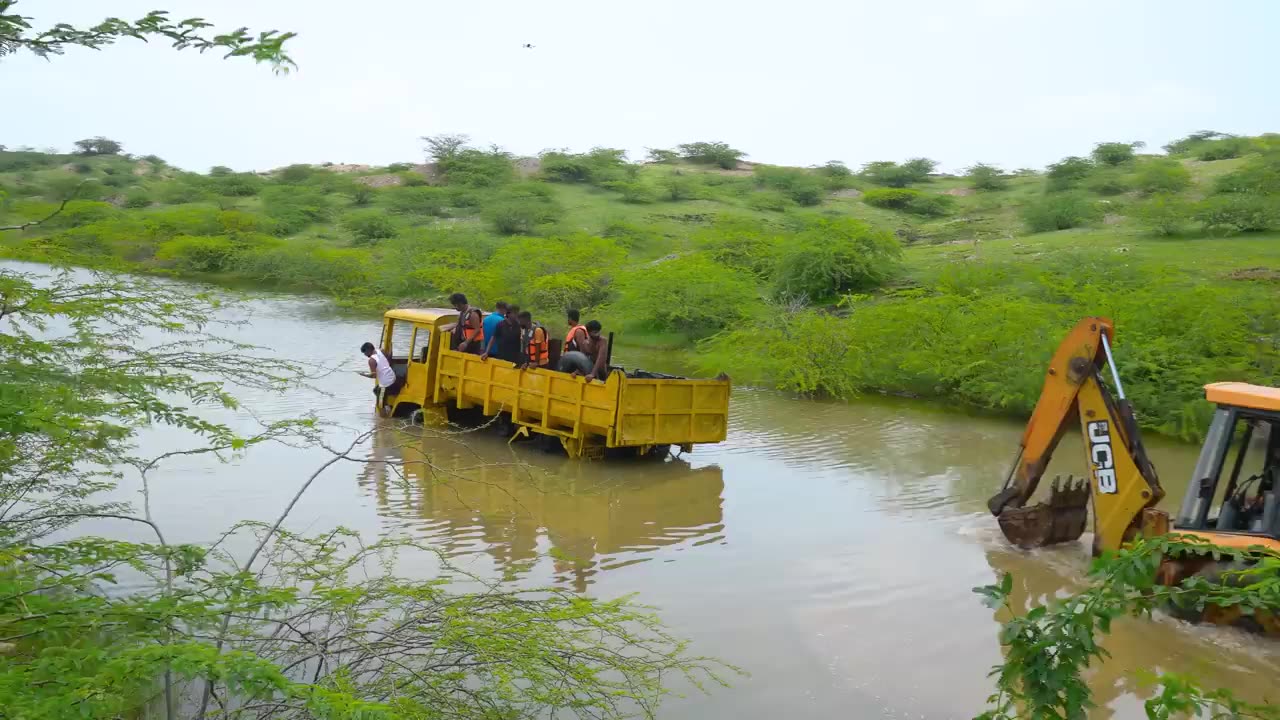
[0,0,296,71]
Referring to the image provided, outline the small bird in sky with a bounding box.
[522,43,535,49]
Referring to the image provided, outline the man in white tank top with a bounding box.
[361,342,403,412]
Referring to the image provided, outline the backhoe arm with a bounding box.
[987,317,1165,551]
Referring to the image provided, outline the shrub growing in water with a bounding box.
[614,255,764,339]
[1021,192,1100,232]
[773,217,901,300]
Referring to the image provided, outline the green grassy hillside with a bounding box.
[2,133,1277,437]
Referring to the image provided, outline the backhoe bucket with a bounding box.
[995,476,1089,549]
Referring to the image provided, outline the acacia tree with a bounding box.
[0,0,295,69]
[0,9,729,719]
[73,135,123,155]
[976,536,1280,719]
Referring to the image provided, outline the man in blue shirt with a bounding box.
[482,301,508,348]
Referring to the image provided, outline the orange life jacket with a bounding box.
[565,324,588,353]
[522,323,549,367]
[452,307,484,347]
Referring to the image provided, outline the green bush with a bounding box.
[747,190,792,212]
[773,217,901,300]
[483,197,562,235]
[1196,136,1253,161]
[1091,141,1140,166]
[1045,156,1095,191]
[1163,130,1230,156]
[1193,195,1280,234]
[349,184,375,206]
[438,148,515,187]
[862,188,920,210]
[754,166,826,206]
[154,234,261,273]
[613,255,764,338]
[384,186,448,216]
[863,188,953,216]
[277,164,316,184]
[210,173,264,197]
[702,253,1280,438]
[607,181,660,204]
[343,210,399,243]
[157,180,208,205]
[1133,158,1191,194]
[1213,151,1280,195]
[51,201,119,228]
[123,190,153,208]
[45,176,108,202]
[1021,192,1100,232]
[234,242,374,293]
[692,217,783,278]
[966,163,1006,191]
[386,162,412,172]
[860,160,933,188]
[1085,169,1131,196]
[646,148,680,164]
[1126,194,1193,235]
[261,185,333,235]
[540,148,628,185]
[480,234,625,310]
[399,172,429,187]
[660,173,704,201]
[676,141,745,169]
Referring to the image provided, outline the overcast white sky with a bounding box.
[3,0,1276,173]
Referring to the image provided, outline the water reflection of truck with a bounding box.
[375,308,731,459]
[358,422,726,591]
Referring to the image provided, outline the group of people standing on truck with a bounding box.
[446,293,610,380]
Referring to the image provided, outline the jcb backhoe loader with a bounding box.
[987,317,1280,631]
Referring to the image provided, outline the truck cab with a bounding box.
[377,308,456,419]
[1174,382,1280,550]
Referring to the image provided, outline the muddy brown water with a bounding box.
[84,289,1280,719]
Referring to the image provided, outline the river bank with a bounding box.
[61,282,1280,719]
[4,144,1278,441]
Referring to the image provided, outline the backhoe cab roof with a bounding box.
[384,308,458,325]
[1205,382,1280,412]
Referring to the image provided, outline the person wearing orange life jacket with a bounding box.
[517,310,550,369]
[445,292,484,354]
[558,307,594,374]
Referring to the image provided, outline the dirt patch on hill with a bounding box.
[830,188,863,199]
[1226,267,1280,282]
[355,174,404,188]
[943,187,974,197]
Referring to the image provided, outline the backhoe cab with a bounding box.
[988,317,1280,562]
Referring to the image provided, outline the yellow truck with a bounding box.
[375,308,731,458]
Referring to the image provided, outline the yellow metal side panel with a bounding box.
[1077,376,1155,552]
[432,348,619,439]
[615,378,730,447]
